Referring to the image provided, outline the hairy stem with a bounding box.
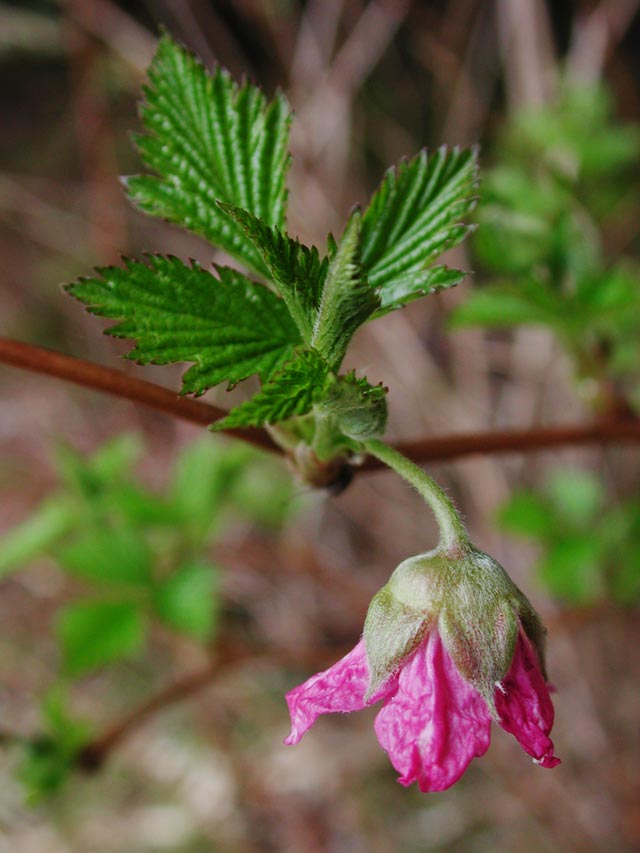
[364,438,468,551]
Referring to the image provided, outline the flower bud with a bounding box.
[318,373,388,440]
[365,545,546,715]
[285,543,559,792]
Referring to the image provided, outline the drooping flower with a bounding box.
[285,546,560,792]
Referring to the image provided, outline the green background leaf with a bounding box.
[153,562,218,640]
[57,601,146,676]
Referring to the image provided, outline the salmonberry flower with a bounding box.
[285,440,560,792]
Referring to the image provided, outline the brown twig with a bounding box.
[76,639,352,770]
[2,337,640,468]
[77,658,223,770]
[0,338,278,454]
[384,420,640,468]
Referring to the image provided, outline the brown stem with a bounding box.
[2,337,639,468]
[378,420,640,468]
[76,640,350,770]
[77,662,218,769]
[0,338,278,454]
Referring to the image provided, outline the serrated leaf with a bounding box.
[311,209,380,369]
[374,265,466,317]
[57,601,146,676]
[361,147,478,305]
[66,255,301,395]
[126,34,292,277]
[219,203,327,339]
[153,562,218,640]
[214,349,329,429]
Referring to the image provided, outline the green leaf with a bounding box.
[218,203,327,339]
[57,601,146,676]
[87,434,143,481]
[58,526,152,586]
[110,484,178,526]
[310,209,380,369]
[66,255,301,395]
[153,562,218,640]
[171,438,252,542]
[54,435,142,495]
[497,492,555,539]
[545,469,603,527]
[374,266,466,317]
[229,459,296,530]
[125,34,292,277]
[214,349,330,429]
[360,147,478,305]
[538,536,604,603]
[449,283,560,329]
[17,689,93,802]
[0,498,75,578]
[41,688,93,752]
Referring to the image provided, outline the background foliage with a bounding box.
[1,1,639,851]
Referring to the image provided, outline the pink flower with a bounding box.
[285,558,560,792]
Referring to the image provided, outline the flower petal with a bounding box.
[373,631,492,792]
[495,629,560,768]
[285,638,397,745]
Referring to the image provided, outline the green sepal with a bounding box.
[363,545,548,715]
[363,583,429,699]
[437,546,542,713]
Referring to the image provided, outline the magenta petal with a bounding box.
[285,638,396,745]
[495,629,560,768]
[373,632,492,792]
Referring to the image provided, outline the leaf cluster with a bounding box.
[66,34,478,434]
[0,434,296,675]
[4,434,297,799]
[498,469,640,605]
[450,82,640,409]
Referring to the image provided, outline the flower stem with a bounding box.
[363,438,468,552]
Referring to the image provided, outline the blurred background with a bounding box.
[1,1,639,850]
